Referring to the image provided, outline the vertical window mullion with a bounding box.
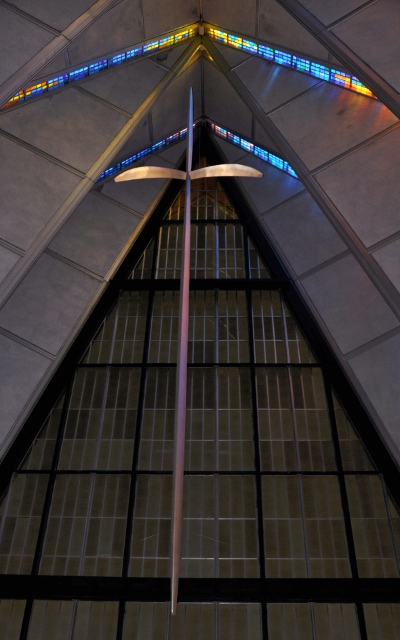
[116,227,162,640]
[243,225,266,582]
[322,372,368,640]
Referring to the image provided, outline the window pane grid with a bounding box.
[40,474,129,576]
[2,159,399,640]
[130,239,154,279]
[0,473,49,574]
[58,368,140,471]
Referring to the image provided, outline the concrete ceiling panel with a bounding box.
[151,61,202,141]
[213,43,252,70]
[254,121,279,153]
[298,0,367,26]
[0,136,81,250]
[301,254,399,354]
[0,88,128,174]
[204,61,252,138]
[237,153,304,213]
[213,137,247,163]
[7,0,95,32]
[149,44,189,70]
[234,56,319,115]
[34,52,67,80]
[258,0,330,61]
[68,0,144,65]
[332,0,400,92]
[270,83,398,170]
[0,253,100,355]
[315,128,400,248]
[100,156,171,215]
[203,0,257,36]
[81,58,166,114]
[156,139,186,165]
[348,332,400,456]
[142,0,198,39]
[0,5,55,85]
[264,192,347,276]
[0,335,51,446]
[49,192,140,277]
[0,246,20,283]
[372,239,400,294]
[111,116,151,167]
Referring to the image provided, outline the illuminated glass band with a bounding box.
[210,122,298,178]
[96,128,189,182]
[2,27,197,110]
[206,26,373,98]
[96,121,297,183]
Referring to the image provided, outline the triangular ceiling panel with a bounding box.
[212,41,253,70]
[151,59,202,141]
[203,60,252,137]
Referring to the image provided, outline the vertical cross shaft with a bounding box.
[170,88,193,615]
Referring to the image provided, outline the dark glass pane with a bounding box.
[27,601,118,640]
[333,394,374,471]
[21,394,64,470]
[148,290,180,363]
[40,474,129,576]
[0,600,26,640]
[252,290,286,363]
[129,474,172,577]
[256,368,296,472]
[364,603,400,639]
[268,603,360,639]
[218,224,245,278]
[139,368,175,471]
[0,473,49,574]
[346,475,399,577]
[248,237,271,278]
[291,368,336,472]
[59,368,139,470]
[130,238,155,279]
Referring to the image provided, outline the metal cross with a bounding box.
[115,88,262,614]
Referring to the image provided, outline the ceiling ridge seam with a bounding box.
[91,190,144,218]
[344,325,400,361]
[326,0,381,31]
[72,85,132,118]
[295,250,352,281]
[44,249,104,282]
[260,190,308,217]
[0,0,61,35]
[0,128,86,177]
[0,326,55,360]
[309,121,400,175]
[0,238,24,257]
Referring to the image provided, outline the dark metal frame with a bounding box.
[1,126,400,640]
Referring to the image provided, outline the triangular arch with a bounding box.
[1,131,400,639]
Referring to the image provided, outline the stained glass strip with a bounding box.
[206,26,374,98]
